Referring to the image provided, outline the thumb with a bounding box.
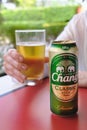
[44,57,49,63]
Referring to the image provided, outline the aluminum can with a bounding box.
[49,40,78,116]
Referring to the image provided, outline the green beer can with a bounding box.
[49,40,78,116]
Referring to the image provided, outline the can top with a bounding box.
[52,40,76,44]
[51,40,77,51]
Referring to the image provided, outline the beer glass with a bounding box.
[15,30,46,86]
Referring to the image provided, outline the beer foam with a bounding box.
[17,42,45,46]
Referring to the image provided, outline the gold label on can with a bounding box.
[52,84,78,101]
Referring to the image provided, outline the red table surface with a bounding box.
[0,78,87,130]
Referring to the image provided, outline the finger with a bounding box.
[10,49,24,62]
[3,49,28,71]
[3,62,27,83]
[3,55,28,71]
[44,57,49,63]
[3,49,24,63]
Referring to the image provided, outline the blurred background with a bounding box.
[0,0,86,76]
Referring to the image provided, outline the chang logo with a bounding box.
[51,53,78,85]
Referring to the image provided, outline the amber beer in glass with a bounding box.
[15,30,46,86]
[49,40,78,116]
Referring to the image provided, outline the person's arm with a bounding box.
[56,15,77,41]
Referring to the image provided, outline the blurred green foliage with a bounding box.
[2,6,77,22]
[16,0,36,7]
[0,6,77,47]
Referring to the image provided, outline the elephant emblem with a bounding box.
[68,65,75,72]
[56,66,64,73]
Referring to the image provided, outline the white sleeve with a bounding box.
[56,14,79,41]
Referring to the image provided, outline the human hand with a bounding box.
[3,49,28,83]
[3,49,49,83]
